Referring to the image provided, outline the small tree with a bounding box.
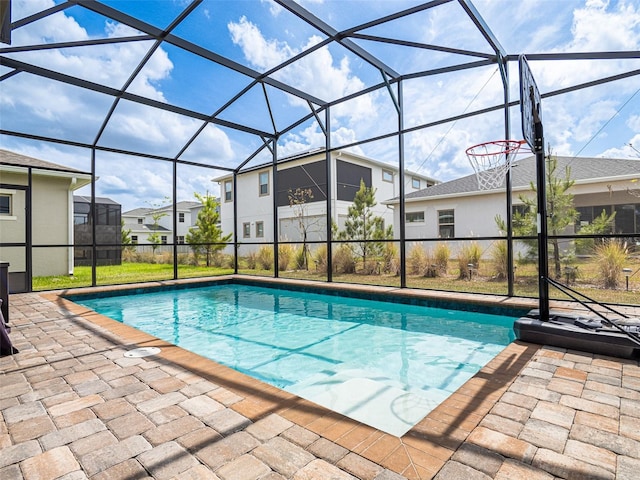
[495,152,578,277]
[575,209,617,254]
[288,187,322,270]
[338,179,392,271]
[121,219,132,251]
[186,193,232,267]
[146,197,170,253]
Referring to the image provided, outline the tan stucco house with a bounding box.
[0,149,91,291]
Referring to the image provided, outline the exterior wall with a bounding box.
[401,191,507,239]
[0,184,27,276]
[218,151,431,253]
[398,178,638,240]
[122,204,200,245]
[31,176,74,276]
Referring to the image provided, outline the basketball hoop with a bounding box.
[465,139,526,190]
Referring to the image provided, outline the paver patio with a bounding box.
[1,278,639,479]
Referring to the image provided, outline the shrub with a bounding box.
[294,246,309,270]
[407,244,427,275]
[490,240,508,280]
[457,241,482,279]
[245,251,257,269]
[256,246,274,270]
[434,242,450,274]
[278,244,295,271]
[596,239,628,289]
[382,243,400,276]
[333,244,356,274]
[312,245,328,273]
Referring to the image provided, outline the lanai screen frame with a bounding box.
[1,0,639,294]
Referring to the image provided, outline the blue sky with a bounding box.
[1,0,639,211]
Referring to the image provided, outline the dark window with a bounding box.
[179,212,185,223]
[406,211,424,223]
[131,235,138,244]
[336,160,371,202]
[615,204,639,234]
[438,209,454,238]
[138,218,143,224]
[161,236,167,244]
[512,204,531,217]
[243,222,250,238]
[276,160,327,207]
[177,236,185,244]
[0,194,10,215]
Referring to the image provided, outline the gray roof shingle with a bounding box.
[391,156,640,202]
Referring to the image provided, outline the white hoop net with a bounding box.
[466,140,524,190]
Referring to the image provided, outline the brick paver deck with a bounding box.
[1,278,639,479]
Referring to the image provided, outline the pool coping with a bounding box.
[42,275,545,478]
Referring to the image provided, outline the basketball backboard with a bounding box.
[519,54,541,151]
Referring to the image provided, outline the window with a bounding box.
[0,194,11,215]
[224,180,233,202]
[243,222,250,238]
[512,204,531,217]
[256,221,264,238]
[438,209,455,238]
[259,171,269,196]
[382,169,393,183]
[177,236,185,244]
[412,177,420,189]
[161,236,167,244]
[405,211,425,223]
[131,235,138,244]
[179,212,185,223]
[137,218,143,224]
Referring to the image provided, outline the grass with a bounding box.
[33,256,640,306]
[33,263,233,291]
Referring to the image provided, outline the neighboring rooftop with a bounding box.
[385,156,640,202]
[0,148,89,175]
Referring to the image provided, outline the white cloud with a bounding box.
[227,16,375,120]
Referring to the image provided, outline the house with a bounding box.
[384,155,640,252]
[73,195,122,266]
[122,200,202,249]
[215,149,439,251]
[0,149,92,292]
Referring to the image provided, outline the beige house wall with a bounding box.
[1,166,90,278]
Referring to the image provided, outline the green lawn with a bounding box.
[33,263,233,291]
[33,258,639,307]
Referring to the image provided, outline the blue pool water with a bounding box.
[72,283,518,436]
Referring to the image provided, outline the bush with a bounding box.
[407,244,427,275]
[490,240,508,280]
[333,244,356,274]
[278,244,295,271]
[596,239,628,289]
[434,242,450,275]
[256,246,274,270]
[382,243,400,276]
[294,246,309,270]
[245,251,257,269]
[312,245,328,273]
[458,241,482,279]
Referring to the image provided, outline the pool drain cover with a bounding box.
[124,347,161,358]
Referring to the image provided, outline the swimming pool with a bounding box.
[70,282,519,436]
